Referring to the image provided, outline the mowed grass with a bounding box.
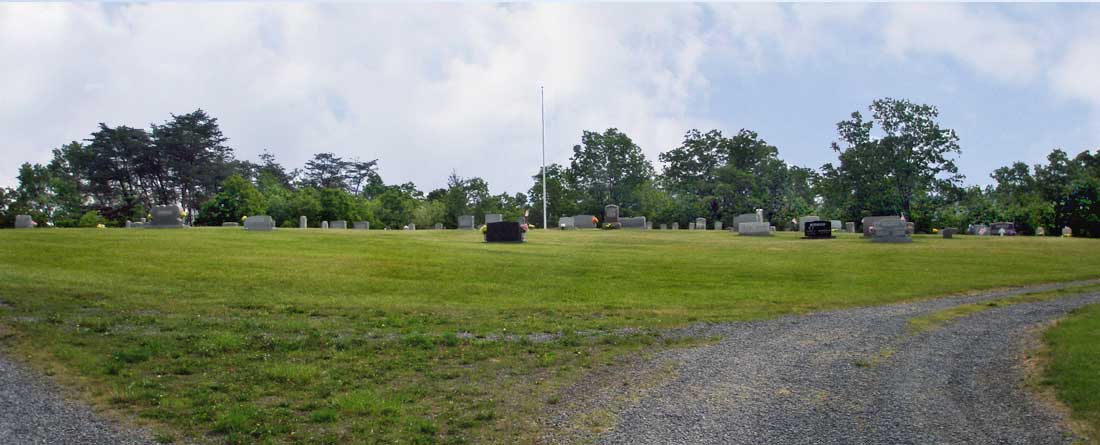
[1043,304,1100,442]
[907,284,1100,334]
[0,228,1099,443]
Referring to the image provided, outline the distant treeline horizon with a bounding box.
[2,98,1098,236]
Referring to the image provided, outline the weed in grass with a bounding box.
[310,408,339,423]
[262,363,320,385]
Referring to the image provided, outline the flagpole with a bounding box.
[541,86,547,230]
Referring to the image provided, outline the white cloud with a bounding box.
[1,3,1098,193]
[0,3,721,193]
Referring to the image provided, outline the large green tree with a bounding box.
[152,109,233,223]
[568,128,655,215]
[819,98,962,229]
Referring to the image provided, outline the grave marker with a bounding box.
[739,222,772,236]
[872,217,911,243]
[458,215,476,230]
[695,218,706,230]
[621,216,646,229]
[244,215,275,231]
[354,221,370,230]
[604,205,621,229]
[573,215,597,229]
[14,214,33,229]
[803,220,833,239]
[300,216,307,229]
[146,206,185,229]
[484,221,524,242]
[485,214,503,224]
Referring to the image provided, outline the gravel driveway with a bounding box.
[545,281,1100,444]
[0,353,152,444]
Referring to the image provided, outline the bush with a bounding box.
[78,210,106,228]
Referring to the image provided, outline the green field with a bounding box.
[1043,304,1100,443]
[1,228,1098,443]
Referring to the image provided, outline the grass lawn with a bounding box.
[1,228,1099,443]
[1043,304,1100,443]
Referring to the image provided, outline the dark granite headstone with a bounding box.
[803,220,833,239]
[990,222,1016,236]
[14,214,33,229]
[604,205,620,228]
[942,227,958,239]
[147,206,184,229]
[604,205,619,223]
[484,221,525,242]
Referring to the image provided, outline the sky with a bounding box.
[1,3,1099,194]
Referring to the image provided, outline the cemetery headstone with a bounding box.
[222,222,239,227]
[645,221,652,230]
[131,222,144,228]
[621,216,646,229]
[558,216,574,230]
[672,222,680,230]
[830,220,842,231]
[906,222,915,235]
[733,213,758,233]
[484,221,524,243]
[330,220,347,229]
[871,217,911,243]
[604,205,621,228]
[300,216,307,229]
[458,215,476,230]
[803,220,833,239]
[14,214,33,229]
[739,222,772,236]
[845,222,855,233]
[485,214,503,224]
[659,223,667,230]
[861,216,898,237]
[244,215,275,231]
[971,224,990,236]
[714,221,723,231]
[139,218,146,224]
[798,216,821,232]
[1062,226,1072,237]
[125,220,132,228]
[695,218,706,230]
[990,222,1016,236]
[321,221,329,229]
[941,227,958,239]
[354,221,370,230]
[688,222,696,230]
[434,223,444,230]
[573,215,597,229]
[1036,227,1046,236]
[408,224,416,231]
[756,209,764,223]
[147,206,184,229]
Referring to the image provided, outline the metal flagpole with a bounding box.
[541,86,547,230]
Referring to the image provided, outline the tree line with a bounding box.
[2,99,1098,236]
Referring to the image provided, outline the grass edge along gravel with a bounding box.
[1041,304,1100,444]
